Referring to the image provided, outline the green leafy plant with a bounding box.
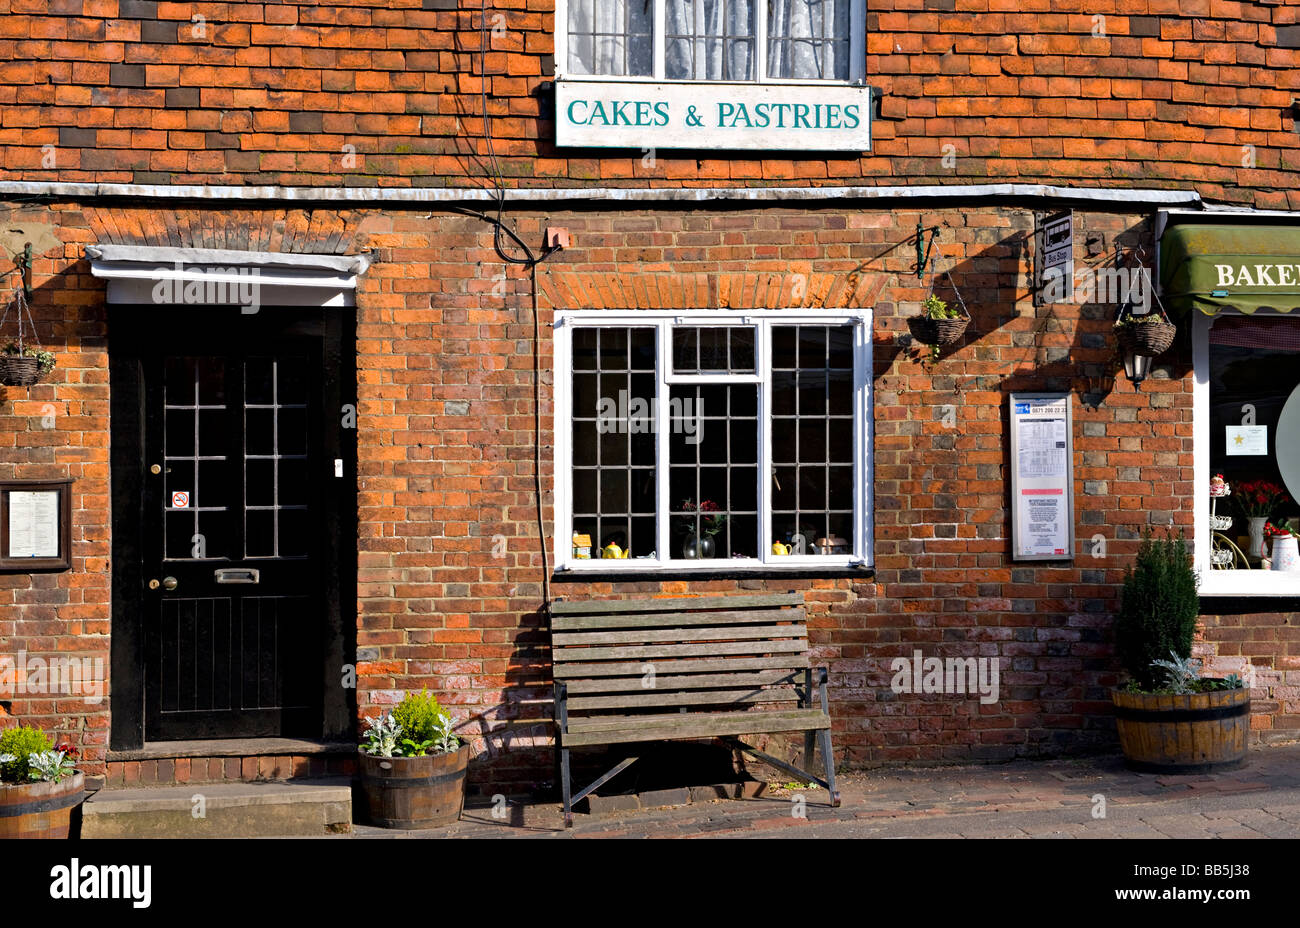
[1,342,55,375]
[1113,314,1168,329]
[400,737,435,756]
[0,725,54,782]
[1149,651,1203,695]
[392,690,459,756]
[360,713,402,758]
[1114,529,1200,692]
[922,294,958,319]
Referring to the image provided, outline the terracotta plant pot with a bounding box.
[356,746,468,829]
[907,314,969,347]
[1112,686,1249,773]
[0,772,85,839]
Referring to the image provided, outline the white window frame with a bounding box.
[553,308,873,573]
[554,0,868,85]
[1193,307,1300,596]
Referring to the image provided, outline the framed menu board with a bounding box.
[0,479,72,572]
[1009,393,1075,561]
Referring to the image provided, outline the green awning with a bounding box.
[1160,224,1300,316]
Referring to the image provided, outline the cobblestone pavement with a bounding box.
[348,742,1300,839]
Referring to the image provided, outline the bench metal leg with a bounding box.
[815,667,840,807]
[560,746,573,828]
[571,755,639,805]
[818,727,840,807]
[727,737,836,806]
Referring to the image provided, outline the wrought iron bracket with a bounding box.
[5,242,32,300]
[914,220,939,280]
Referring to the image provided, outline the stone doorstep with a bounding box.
[80,779,353,839]
[105,738,356,761]
[583,779,767,816]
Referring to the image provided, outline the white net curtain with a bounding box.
[566,0,852,81]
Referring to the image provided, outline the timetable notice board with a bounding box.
[0,479,73,572]
[1009,393,1075,561]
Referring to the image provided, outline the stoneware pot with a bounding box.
[0,772,85,839]
[1112,687,1249,773]
[357,746,468,829]
[1248,517,1268,560]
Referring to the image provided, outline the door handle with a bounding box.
[161,576,178,591]
[214,568,260,584]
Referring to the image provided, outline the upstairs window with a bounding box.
[560,0,866,83]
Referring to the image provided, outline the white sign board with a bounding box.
[1036,211,1074,304]
[1225,425,1267,456]
[1010,393,1075,560]
[555,80,872,151]
[8,490,60,559]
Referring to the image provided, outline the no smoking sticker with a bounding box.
[171,491,190,509]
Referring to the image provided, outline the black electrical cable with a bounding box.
[473,0,557,611]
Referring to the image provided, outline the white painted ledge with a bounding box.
[0,180,1204,207]
[87,244,370,307]
[1199,568,1300,598]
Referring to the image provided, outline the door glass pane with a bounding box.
[164,356,230,560]
[244,356,313,560]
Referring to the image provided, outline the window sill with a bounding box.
[1199,568,1300,597]
[553,563,874,583]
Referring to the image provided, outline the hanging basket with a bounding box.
[0,355,40,387]
[1115,319,1176,356]
[907,314,969,347]
[1,271,50,387]
[907,272,972,348]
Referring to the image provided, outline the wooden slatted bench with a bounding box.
[551,591,839,827]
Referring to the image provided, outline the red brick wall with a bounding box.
[0,2,1297,206]
[7,198,1296,788]
[0,201,110,770]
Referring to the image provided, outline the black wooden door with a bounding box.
[136,314,333,740]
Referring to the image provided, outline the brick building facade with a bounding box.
[1,2,1299,796]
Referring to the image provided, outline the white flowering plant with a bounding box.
[361,713,403,758]
[26,750,77,784]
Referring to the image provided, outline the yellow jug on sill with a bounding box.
[602,543,629,559]
[771,541,791,556]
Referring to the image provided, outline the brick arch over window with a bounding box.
[537,269,887,310]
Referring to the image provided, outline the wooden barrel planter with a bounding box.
[357,747,468,829]
[0,772,85,839]
[1112,687,1250,773]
